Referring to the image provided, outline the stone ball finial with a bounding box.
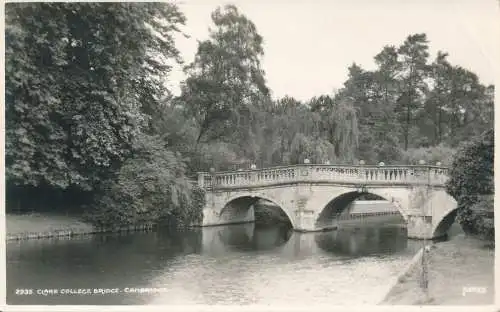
[378,162,385,167]
[250,164,257,170]
[209,167,215,174]
[419,160,426,165]
[304,158,310,164]
[359,160,365,165]
[324,160,330,165]
[436,162,442,166]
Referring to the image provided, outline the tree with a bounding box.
[396,33,430,150]
[179,5,270,162]
[422,51,493,147]
[372,46,402,161]
[421,51,452,145]
[5,3,185,208]
[335,61,397,164]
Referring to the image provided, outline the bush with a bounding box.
[468,195,494,241]
[84,134,204,229]
[445,129,494,242]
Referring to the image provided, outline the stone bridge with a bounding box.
[196,164,457,239]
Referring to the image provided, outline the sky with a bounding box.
[168,0,499,101]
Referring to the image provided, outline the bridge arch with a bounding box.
[315,189,408,229]
[429,191,458,238]
[432,209,458,238]
[219,192,297,228]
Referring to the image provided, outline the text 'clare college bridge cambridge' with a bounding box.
[195,161,457,240]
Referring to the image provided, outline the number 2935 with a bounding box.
[15,289,33,295]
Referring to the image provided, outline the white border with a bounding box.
[1,0,499,311]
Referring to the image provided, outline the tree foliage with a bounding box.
[85,134,204,228]
[5,2,186,192]
[446,129,494,239]
[6,3,205,229]
[179,4,269,163]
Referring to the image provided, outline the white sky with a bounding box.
[168,0,499,101]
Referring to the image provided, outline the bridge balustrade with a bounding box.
[197,165,449,189]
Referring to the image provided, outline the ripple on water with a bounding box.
[146,249,413,305]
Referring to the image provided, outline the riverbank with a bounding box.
[380,233,494,305]
[6,213,154,240]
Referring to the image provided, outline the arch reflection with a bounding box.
[215,222,294,252]
[315,225,408,257]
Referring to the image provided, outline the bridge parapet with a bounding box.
[197,165,449,189]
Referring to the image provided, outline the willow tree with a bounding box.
[310,95,360,163]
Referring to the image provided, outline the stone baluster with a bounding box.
[388,168,394,181]
[356,167,361,181]
[389,168,395,181]
[314,166,320,180]
[198,173,205,188]
[310,166,317,180]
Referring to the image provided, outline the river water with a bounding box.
[7,219,447,306]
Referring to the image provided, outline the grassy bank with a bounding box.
[380,233,494,305]
[6,213,154,240]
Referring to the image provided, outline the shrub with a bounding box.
[84,134,204,229]
[445,129,494,242]
[468,195,494,242]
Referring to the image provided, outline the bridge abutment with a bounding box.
[406,215,433,239]
[294,210,319,232]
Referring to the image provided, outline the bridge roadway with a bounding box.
[195,164,457,240]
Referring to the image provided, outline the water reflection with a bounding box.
[215,223,294,252]
[206,221,411,259]
[8,221,419,305]
[315,225,409,257]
